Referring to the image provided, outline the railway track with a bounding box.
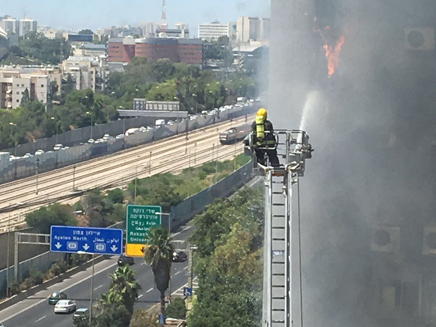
[0,116,251,232]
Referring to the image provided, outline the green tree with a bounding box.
[20,88,31,106]
[166,297,187,319]
[106,188,124,204]
[94,291,131,327]
[108,265,142,314]
[130,310,159,327]
[25,203,77,233]
[143,227,174,315]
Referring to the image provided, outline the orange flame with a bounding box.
[323,35,345,78]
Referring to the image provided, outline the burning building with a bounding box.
[268,0,436,326]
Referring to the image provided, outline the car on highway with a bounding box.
[54,299,76,314]
[117,254,134,266]
[172,250,188,262]
[53,144,63,151]
[48,291,68,305]
[73,308,89,322]
[35,149,44,155]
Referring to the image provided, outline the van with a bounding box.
[155,119,166,127]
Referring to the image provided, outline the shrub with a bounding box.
[166,298,187,319]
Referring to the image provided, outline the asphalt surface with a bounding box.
[0,225,193,327]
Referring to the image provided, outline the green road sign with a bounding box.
[126,205,162,245]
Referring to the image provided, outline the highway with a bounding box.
[0,225,193,327]
[0,115,252,231]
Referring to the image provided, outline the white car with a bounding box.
[53,144,63,151]
[54,300,76,314]
[35,150,44,155]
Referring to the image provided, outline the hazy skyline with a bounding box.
[1,0,270,34]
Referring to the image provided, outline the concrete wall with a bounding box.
[0,106,256,184]
[0,160,254,297]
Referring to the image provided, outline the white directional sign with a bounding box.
[50,226,123,255]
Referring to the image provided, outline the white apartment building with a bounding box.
[0,17,18,35]
[62,56,108,92]
[198,22,230,41]
[19,18,37,36]
[0,70,53,109]
[236,17,270,44]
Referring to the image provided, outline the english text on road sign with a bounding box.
[50,226,123,255]
[126,205,161,257]
[183,287,192,297]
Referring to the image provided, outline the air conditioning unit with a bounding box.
[423,226,436,255]
[405,28,435,50]
[370,226,400,253]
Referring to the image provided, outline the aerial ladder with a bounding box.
[245,129,313,327]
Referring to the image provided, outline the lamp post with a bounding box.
[35,158,40,195]
[6,205,11,297]
[86,111,93,140]
[50,117,59,143]
[192,94,197,115]
[9,122,17,157]
[72,165,76,191]
[78,251,95,326]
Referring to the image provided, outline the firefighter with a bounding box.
[250,107,280,167]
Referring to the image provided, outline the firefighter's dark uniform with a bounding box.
[251,119,280,167]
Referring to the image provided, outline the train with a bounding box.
[219,123,251,145]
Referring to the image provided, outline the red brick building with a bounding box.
[107,38,135,63]
[107,37,203,65]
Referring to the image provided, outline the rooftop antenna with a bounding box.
[161,0,167,31]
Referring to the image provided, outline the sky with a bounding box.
[1,0,270,34]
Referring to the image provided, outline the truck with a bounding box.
[219,123,251,145]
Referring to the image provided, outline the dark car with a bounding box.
[172,250,188,262]
[73,308,89,322]
[48,291,67,305]
[117,254,134,266]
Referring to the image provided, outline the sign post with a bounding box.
[126,205,162,257]
[50,226,123,255]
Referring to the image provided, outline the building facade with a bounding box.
[0,27,8,60]
[236,17,270,44]
[0,17,18,35]
[198,22,230,41]
[0,66,60,109]
[18,18,37,36]
[108,37,203,65]
[62,56,108,92]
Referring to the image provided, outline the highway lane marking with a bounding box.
[94,285,103,290]
[1,261,117,323]
[172,225,192,238]
[175,271,181,275]
[138,294,143,299]
[35,316,46,323]
[183,266,188,270]
[146,288,153,293]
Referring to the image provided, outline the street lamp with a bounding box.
[50,117,59,143]
[9,122,17,157]
[192,94,197,115]
[72,165,77,191]
[78,251,95,326]
[86,111,93,140]
[35,158,40,195]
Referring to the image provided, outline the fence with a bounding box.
[0,160,254,297]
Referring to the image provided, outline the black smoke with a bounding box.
[268,0,436,326]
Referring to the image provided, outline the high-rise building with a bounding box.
[18,18,37,36]
[0,17,18,35]
[0,27,8,60]
[140,22,157,37]
[236,17,270,44]
[198,22,230,41]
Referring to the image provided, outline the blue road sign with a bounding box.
[183,287,192,297]
[50,225,123,255]
[158,314,165,325]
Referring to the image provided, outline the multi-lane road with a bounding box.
[0,116,252,231]
[0,225,194,327]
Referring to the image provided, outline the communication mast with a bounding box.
[161,0,167,31]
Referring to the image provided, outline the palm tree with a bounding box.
[143,226,174,315]
[96,291,130,327]
[108,265,141,314]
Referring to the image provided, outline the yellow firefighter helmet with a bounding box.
[256,107,267,119]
